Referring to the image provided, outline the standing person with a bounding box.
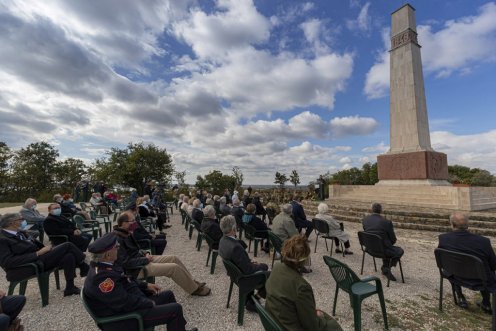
[218,216,269,312]
[83,233,198,331]
[0,213,89,297]
[290,194,314,239]
[362,203,404,282]
[265,235,342,331]
[74,181,81,203]
[438,212,496,313]
[0,290,25,331]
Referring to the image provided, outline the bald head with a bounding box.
[449,212,469,231]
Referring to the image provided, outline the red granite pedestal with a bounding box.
[377,150,448,180]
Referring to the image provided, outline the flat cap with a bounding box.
[88,233,118,254]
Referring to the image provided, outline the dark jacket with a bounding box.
[113,228,149,271]
[231,206,245,227]
[438,230,496,285]
[265,263,342,331]
[290,200,307,223]
[218,236,268,275]
[0,230,44,281]
[83,262,153,317]
[362,213,397,249]
[252,197,266,216]
[138,205,155,219]
[191,208,204,223]
[201,218,223,248]
[43,214,89,251]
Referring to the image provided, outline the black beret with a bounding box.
[88,233,118,254]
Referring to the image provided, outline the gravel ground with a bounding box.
[1,204,494,330]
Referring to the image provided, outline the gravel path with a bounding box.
[1,205,494,330]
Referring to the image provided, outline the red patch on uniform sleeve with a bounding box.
[98,278,115,293]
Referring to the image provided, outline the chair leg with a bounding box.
[377,288,388,330]
[314,234,318,253]
[450,283,457,305]
[373,257,377,272]
[271,251,276,268]
[248,239,252,253]
[332,284,339,316]
[19,281,28,295]
[360,252,365,275]
[341,242,345,257]
[38,273,50,307]
[438,277,443,311]
[206,248,212,266]
[188,226,193,240]
[8,282,17,296]
[254,239,259,258]
[387,260,392,288]
[352,297,362,331]
[398,259,405,283]
[324,237,328,251]
[491,293,496,331]
[226,281,233,308]
[54,269,60,290]
[237,293,247,325]
[211,252,217,274]
[330,239,334,257]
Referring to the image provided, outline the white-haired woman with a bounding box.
[315,203,353,255]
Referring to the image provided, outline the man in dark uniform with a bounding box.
[290,194,314,238]
[83,233,198,331]
[0,213,88,297]
[362,202,404,281]
[438,212,496,313]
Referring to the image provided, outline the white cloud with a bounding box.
[346,2,371,33]
[361,141,388,153]
[432,130,496,173]
[330,115,379,138]
[364,3,496,99]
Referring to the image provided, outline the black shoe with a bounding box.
[245,299,257,312]
[80,262,90,277]
[476,300,492,314]
[385,271,397,282]
[344,250,354,255]
[335,248,343,253]
[261,246,270,254]
[457,294,468,309]
[63,286,81,297]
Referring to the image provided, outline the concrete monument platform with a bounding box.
[329,4,496,211]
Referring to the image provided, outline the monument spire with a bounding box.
[377,3,448,184]
[389,4,431,153]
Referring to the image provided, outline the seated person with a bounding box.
[271,204,299,242]
[0,290,25,331]
[59,193,91,220]
[264,199,280,225]
[438,212,496,313]
[252,192,267,221]
[265,234,343,331]
[242,190,252,207]
[191,199,204,224]
[83,233,198,331]
[0,213,89,297]
[43,203,92,252]
[230,198,245,230]
[138,196,156,219]
[219,197,231,216]
[19,198,44,233]
[200,206,222,249]
[218,215,269,311]
[362,202,404,281]
[113,212,210,296]
[242,203,270,253]
[89,193,105,209]
[315,203,353,255]
[290,194,314,238]
[127,202,167,255]
[180,196,190,215]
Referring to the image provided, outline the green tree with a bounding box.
[232,166,244,190]
[56,158,87,193]
[448,165,472,184]
[274,171,288,188]
[0,142,12,198]
[175,170,186,188]
[471,170,494,187]
[195,170,236,195]
[289,169,300,188]
[10,142,59,199]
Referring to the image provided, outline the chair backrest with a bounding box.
[252,295,284,331]
[99,206,109,215]
[73,214,86,229]
[203,233,218,248]
[266,207,276,221]
[222,259,243,284]
[434,248,488,286]
[243,223,257,239]
[80,202,90,211]
[267,231,283,252]
[312,218,330,235]
[191,220,201,231]
[323,255,360,294]
[357,231,386,257]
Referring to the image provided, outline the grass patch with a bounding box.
[0,202,23,208]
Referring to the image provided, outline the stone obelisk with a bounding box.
[377,4,449,185]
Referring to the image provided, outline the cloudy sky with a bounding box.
[1,0,495,185]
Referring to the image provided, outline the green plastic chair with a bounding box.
[323,256,388,331]
[252,295,284,331]
[189,220,203,250]
[137,239,156,255]
[8,263,60,307]
[48,234,69,246]
[203,233,219,274]
[267,231,283,268]
[180,209,186,225]
[74,214,100,239]
[222,259,270,325]
[242,223,267,257]
[81,286,154,331]
[184,213,191,231]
